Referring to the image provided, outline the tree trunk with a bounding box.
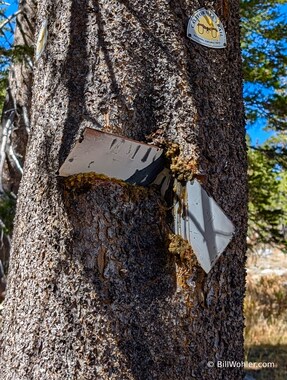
[0,0,36,195]
[0,0,36,293]
[0,1,247,380]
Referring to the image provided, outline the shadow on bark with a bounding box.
[56,1,245,378]
[94,0,160,141]
[58,181,183,379]
[56,2,194,378]
[58,0,101,167]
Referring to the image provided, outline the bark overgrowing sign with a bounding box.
[187,8,227,49]
[59,128,165,186]
[60,128,234,273]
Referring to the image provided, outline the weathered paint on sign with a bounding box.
[174,179,234,273]
[35,20,48,61]
[187,8,227,49]
[59,128,165,186]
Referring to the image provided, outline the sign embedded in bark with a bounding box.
[174,179,235,273]
[35,20,48,61]
[187,8,227,49]
[59,128,165,186]
[151,167,171,198]
[60,128,234,273]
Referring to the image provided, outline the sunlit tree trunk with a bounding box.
[0,1,247,379]
[0,0,36,288]
[0,0,35,195]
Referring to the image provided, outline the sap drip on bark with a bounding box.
[168,233,203,294]
[165,142,199,182]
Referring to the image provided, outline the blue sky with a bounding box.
[247,119,274,146]
[0,1,18,48]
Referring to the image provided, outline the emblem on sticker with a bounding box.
[35,20,48,61]
[187,8,226,49]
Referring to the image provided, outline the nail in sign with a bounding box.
[187,8,227,49]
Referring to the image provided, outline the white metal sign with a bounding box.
[35,20,48,61]
[187,8,227,49]
[60,128,235,273]
[59,128,165,186]
[174,179,234,273]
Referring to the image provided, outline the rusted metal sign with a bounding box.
[187,8,227,49]
[174,179,235,273]
[59,128,165,186]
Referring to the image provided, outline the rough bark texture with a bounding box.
[1,0,35,195]
[0,0,36,290]
[0,1,247,379]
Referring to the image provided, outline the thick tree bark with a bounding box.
[0,0,36,291]
[0,0,36,195]
[0,1,247,380]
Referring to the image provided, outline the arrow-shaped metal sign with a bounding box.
[59,128,165,186]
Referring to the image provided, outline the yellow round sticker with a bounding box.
[187,8,227,49]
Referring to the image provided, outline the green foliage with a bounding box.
[248,145,287,248]
[1,44,34,61]
[241,0,287,130]
[241,0,287,248]
[0,71,7,109]
[0,195,16,235]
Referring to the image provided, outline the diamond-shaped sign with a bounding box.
[174,179,234,273]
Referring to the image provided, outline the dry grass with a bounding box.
[244,275,287,347]
[244,252,287,380]
[245,345,287,380]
